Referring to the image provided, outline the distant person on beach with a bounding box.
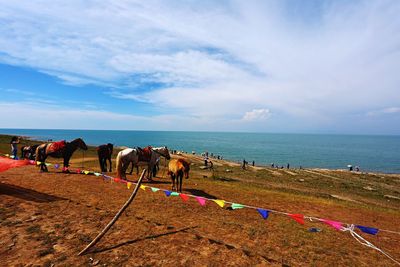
[287,163,290,169]
[242,159,247,169]
[271,163,274,168]
[252,160,255,166]
[10,136,20,160]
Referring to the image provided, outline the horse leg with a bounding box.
[171,174,175,191]
[129,162,133,175]
[98,155,103,172]
[108,156,112,172]
[179,174,183,192]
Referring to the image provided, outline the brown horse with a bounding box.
[35,138,88,172]
[21,145,39,160]
[97,143,113,172]
[168,158,190,192]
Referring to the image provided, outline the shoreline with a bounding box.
[1,133,399,176]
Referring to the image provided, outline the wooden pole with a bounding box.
[78,169,147,256]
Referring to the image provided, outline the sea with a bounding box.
[1,129,399,173]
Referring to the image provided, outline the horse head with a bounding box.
[161,146,171,160]
[107,143,114,152]
[74,138,88,150]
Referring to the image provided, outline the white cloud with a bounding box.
[243,109,271,121]
[0,1,399,132]
[367,107,400,116]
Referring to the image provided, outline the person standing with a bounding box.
[10,136,20,160]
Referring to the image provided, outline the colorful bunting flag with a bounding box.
[83,170,89,175]
[127,182,132,189]
[170,192,179,196]
[76,169,81,174]
[94,172,101,177]
[164,190,172,197]
[257,209,269,219]
[45,163,51,166]
[36,161,41,166]
[29,160,35,165]
[289,214,305,225]
[140,185,147,191]
[54,163,60,169]
[179,194,189,202]
[151,187,160,192]
[356,225,379,235]
[196,197,207,206]
[114,178,120,183]
[213,199,225,208]
[321,219,342,231]
[231,203,245,209]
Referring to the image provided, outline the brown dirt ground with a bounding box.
[1,153,400,266]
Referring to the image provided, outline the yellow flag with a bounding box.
[36,161,41,165]
[127,182,132,189]
[213,199,225,208]
[84,170,90,175]
[140,185,146,191]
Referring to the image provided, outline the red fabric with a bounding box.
[47,140,66,153]
[138,146,152,161]
[0,157,31,172]
[289,213,305,225]
[179,194,189,202]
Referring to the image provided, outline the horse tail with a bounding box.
[35,145,41,165]
[116,151,123,178]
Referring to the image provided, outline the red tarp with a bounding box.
[0,157,31,172]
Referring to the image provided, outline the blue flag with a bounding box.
[257,209,269,219]
[356,225,379,235]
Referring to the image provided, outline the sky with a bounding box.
[0,0,399,134]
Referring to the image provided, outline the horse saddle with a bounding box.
[137,146,152,161]
[47,140,66,154]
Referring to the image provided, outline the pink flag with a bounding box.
[196,197,206,206]
[289,214,305,225]
[321,219,342,230]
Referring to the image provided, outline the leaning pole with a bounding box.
[78,169,147,255]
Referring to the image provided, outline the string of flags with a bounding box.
[23,157,387,236]
[1,154,399,264]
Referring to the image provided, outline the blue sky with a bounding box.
[0,0,399,134]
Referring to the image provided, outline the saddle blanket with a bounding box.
[138,146,152,161]
[47,140,66,153]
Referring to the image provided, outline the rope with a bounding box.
[341,224,400,266]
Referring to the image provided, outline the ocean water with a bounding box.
[1,129,399,173]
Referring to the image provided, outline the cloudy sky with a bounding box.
[0,0,399,134]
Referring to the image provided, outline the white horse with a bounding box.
[116,146,170,180]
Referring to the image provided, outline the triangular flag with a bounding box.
[289,214,304,225]
[127,182,132,189]
[231,203,245,209]
[84,170,90,175]
[356,225,379,235]
[170,192,179,196]
[45,163,52,166]
[29,160,35,165]
[36,161,41,165]
[257,209,269,219]
[54,164,60,169]
[179,194,189,202]
[213,199,225,208]
[76,169,81,174]
[114,178,120,183]
[94,172,101,177]
[196,197,206,206]
[140,185,146,191]
[321,219,342,231]
[151,187,160,192]
[164,190,172,197]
